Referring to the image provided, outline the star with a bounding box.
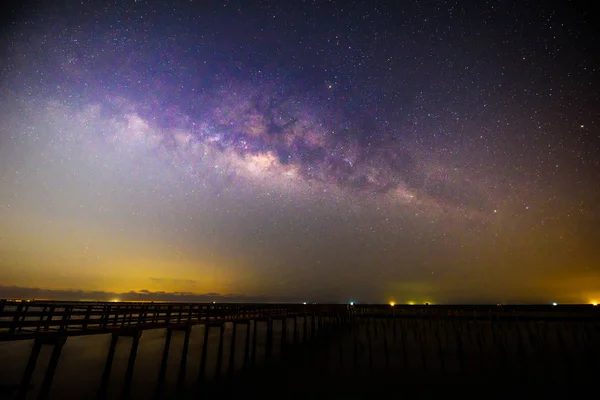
[0,0,597,305]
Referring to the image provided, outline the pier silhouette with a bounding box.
[1,300,599,398]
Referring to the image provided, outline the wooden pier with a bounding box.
[0,300,350,399]
[1,300,599,398]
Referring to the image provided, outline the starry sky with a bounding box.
[0,0,598,304]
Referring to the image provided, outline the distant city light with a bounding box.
[552,302,558,306]
[110,298,120,302]
[349,301,354,306]
[407,301,415,305]
[389,301,395,307]
[303,302,307,305]
[592,301,598,306]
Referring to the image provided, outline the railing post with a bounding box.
[59,306,71,333]
[36,306,47,332]
[102,305,111,330]
[43,306,55,332]
[18,304,30,332]
[165,305,172,326]
[112,305,119,327]
[83,305,92,331]
[138,305,147,326]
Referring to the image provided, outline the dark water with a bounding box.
[1,316,599,398]
[0,318,304,399]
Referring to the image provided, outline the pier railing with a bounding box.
[0,300,351,400]
[0,300,348,341]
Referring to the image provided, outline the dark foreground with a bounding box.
[1,302,599,398]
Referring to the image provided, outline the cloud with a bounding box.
[0,285,303,303]
[149,277,197,286]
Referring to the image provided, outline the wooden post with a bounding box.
[101,305,111,329]
[38,336,67,400]
[17,340,42,400]
[556,324,572,384]
[251,320,258,365]
[490,322,507,375]
[455,325,466,378]
[112,305,119,327]
[338,329,344,369]
[228,322,237,377]
[434,324,444,372]
[416,320,427,370]
[98,333,119,398]
[121,330,142,399]
[243,322,251,368]
[303,314,308,343]
[265,319,273,365]
[82,305,92,331]
[399,319,407,367]
[120,306,126,328]
[177,326,191,393]
[293,316,299,345]
[19,304,30,333]
[198,324,210,383]
[514,322,528,380]
[215,323,226,379]
[366,318,373,369]
[392,310,396,343]
[281,318,287,355]
[44,306,55,332]
[382,321,389,369]
[154,328,173,399]
[36,306,47,332]
[353,325,359,372]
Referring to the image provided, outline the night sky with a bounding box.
[0,0,598,304]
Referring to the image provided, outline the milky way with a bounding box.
[0,1,598,304]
